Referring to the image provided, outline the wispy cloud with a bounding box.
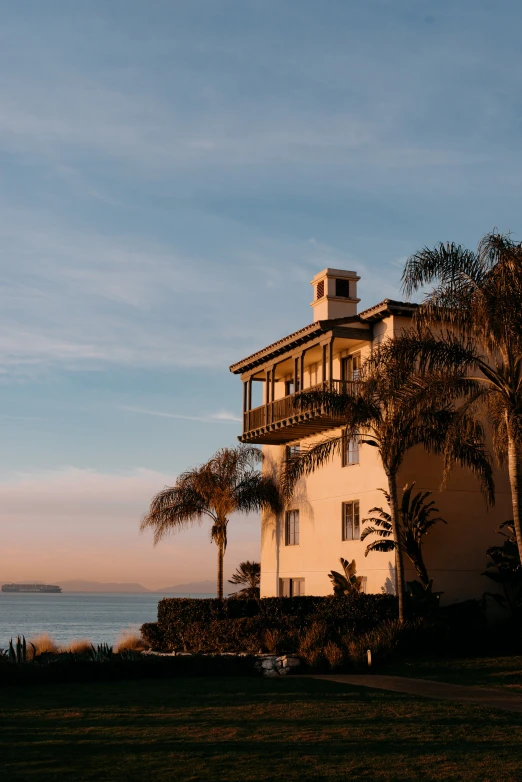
[122,406,241,424]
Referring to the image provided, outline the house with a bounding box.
[230,268,512,602]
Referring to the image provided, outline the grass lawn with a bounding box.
[2,676,522,781]
[386,655,522,691]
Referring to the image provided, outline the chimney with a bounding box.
[310,268,360,322]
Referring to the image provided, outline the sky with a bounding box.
[1,0,522,588]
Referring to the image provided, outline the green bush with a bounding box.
[148,594,398,654]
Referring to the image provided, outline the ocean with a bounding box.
[0,592,214,649]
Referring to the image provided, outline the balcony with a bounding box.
[241,379,359,445]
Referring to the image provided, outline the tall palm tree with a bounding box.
[282,345,494,622]
[228,560,261,598]
[361,483,447,589]
[401,230,522,564]
[141,446,280,599]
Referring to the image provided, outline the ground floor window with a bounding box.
[279,577,305,597]
[342,500,360,540]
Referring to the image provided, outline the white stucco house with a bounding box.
[230,268,512,603]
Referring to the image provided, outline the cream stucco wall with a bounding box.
[259,313,513,604]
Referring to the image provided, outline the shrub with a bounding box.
[152,594,398,654]
[115,630,148,653]
[141,622,165,650]
[323,640,344,670]
[28,633,60,657]
[0,653,260,687]
[65,639,92,655]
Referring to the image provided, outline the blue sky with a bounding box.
[1,0,521,587]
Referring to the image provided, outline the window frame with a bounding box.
[342,500,360,541]
[342,430,359,467]
[279,577,305,597]
[285,509,300,546]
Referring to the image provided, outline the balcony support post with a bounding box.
[322,344,327,387]
[271,364,277,423]
[265,368,270,427]
[243,380,248,431]
[329,337,334,386]
[247,378,252,430]
[300,350,305,391]
[294,356,299,394]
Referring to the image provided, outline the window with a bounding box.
[285,378,300,396]
[342,501,360,541]
[341,353,361,382]
[342,432,359,466]
[316,280,324,300]
[352,354,362,380]
[286,444,301,460]
[308,362,318,387]
[335,278,350,298]
[285,510,300,546]
[279,578,305,597]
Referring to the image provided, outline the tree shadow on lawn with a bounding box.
[3,678,522,781]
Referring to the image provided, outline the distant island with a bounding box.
[1,578,237,595]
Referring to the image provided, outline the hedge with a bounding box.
[144,594,398,653]
[0,653,259,687]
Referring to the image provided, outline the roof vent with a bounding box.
[316,280,325,300]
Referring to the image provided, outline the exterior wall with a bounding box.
[261,436,512,604]
[260,313,513,605]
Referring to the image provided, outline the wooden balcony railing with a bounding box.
[243,379,360,434]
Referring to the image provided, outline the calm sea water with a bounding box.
[0,592,214,649]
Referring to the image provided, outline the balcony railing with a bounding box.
[242,379,360,441]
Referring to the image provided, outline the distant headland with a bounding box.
[0,579,227,594]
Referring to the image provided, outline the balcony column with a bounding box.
[293,356,299,393]
[265,368,270,427]
[300,350,305,391]
[322,344,327,387]
[329,337,334,387]
[271,364,277,423]
[243,380,248,431]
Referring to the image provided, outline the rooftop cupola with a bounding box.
[310,268,360,322]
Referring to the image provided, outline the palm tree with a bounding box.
[141,446,280,599]
[361,483,447,590]
[228,560,261,598]
[283,344,494,622]
[401,230,522,564]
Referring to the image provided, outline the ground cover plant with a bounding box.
[3,676,522,781]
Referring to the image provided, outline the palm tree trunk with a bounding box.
[386,470,406,622]
[506,420,522,563]
[217,541,224,600]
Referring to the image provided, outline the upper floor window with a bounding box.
[285,510,300,546]
[285,378,300,396]
[342,432,359,466]
[341,353,362,382]
[335,278,350,298]
[342,501,360,541]
[286,444,301,460]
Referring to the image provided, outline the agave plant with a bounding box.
[87,643,114,662]
[328,558,364,596]
[7,636,35,664]
[361,483,446,590]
